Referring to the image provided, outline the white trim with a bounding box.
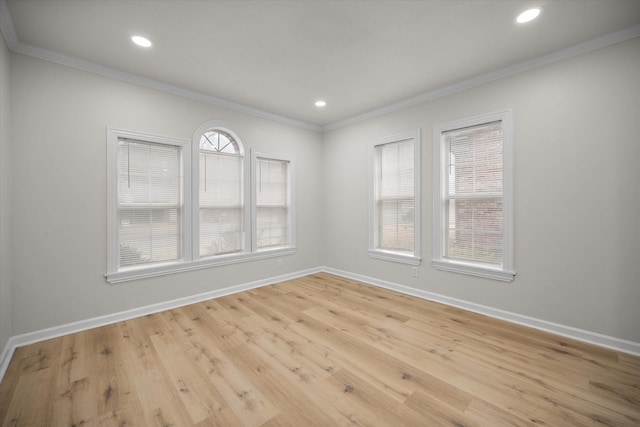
[2,265,639,383]
[324,25,640,131]
[368,129,421,264]
[368,249,421,266]
[19,42,322,132]
[0,266,321,381]
[0,0,320,133]
[432,110,514,282]
[432,259,515,282]
[0,0,636,133]
[322,267,640,357]
[106,247,296,284]
[251,151,296,253]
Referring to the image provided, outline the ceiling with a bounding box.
[2,0,640,130]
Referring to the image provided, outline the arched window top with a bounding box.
[200,129,240,155]
[194,121,246,157]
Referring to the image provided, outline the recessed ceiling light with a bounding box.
[131,35,152,48]
[315,100,327,107]
[516,7,541,24]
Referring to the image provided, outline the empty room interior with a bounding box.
[0,0,639,425]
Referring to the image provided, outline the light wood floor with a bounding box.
[1,273,639,426]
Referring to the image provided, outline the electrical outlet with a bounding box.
[411,267,418,278]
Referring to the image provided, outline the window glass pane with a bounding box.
[256,158,289,249]
[116,138,182,268]
[445,122,502,196]
[441,120,504,267]
[379,140,414,198]
[199,130,239,154]
[118,140,181,205]
[199,138,243,257]
[375,138,415,253]
[378,199,414,251]
[256,207,288,249]
[199,207,242,256]
[444,198,503,265]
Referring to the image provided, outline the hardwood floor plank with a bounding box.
[163,306,279,425]
[222,343,342,426]
[117,315,195,426]
[1,273,639,426]
[320,367,427,427]
[2,337,61,426]
[149,313,242,425]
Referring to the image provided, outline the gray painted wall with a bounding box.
[322,37,640,343]
[0,32,12,351]
[9,53,323,335]
[3,34,639,347]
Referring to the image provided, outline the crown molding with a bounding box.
[0,0,638,134]
[323,24,640,132]
[0,0,322,133]
[12,42,323,132]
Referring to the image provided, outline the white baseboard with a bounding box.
[0,267,322,381]
[322,267,640,357]
[2,265,639,383]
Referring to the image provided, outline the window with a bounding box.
[107,124,295,283]
[198,129,244,257]
[432,111,514,281]
[368,129,421,265]
[251,152,295,252]
[107,130,191,277]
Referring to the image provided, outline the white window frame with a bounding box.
[106,128,192,283]
[191,121,251,263]
[106,125,296,284]
[368,129,421,266]
[432,110,515,282]
[251,151,296,255]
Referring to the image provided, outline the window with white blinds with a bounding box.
[199,130,243,257]
[433,111,514,281]
[252,153,294,251]
[369,130,421,265]
[107,125,296,284]
[118,139,182,267]
[107,130,189,277]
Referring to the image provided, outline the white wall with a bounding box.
[322,38,640,343]
[0,32,12,351]
[9,53,323,335]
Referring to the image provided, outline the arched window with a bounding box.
[107,122,296,283]
[196,126,245,258]
[199,129,239,154]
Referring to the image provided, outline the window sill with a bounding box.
[369,249,421,266]
[432,259,515,282]
[106,247,296,284]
